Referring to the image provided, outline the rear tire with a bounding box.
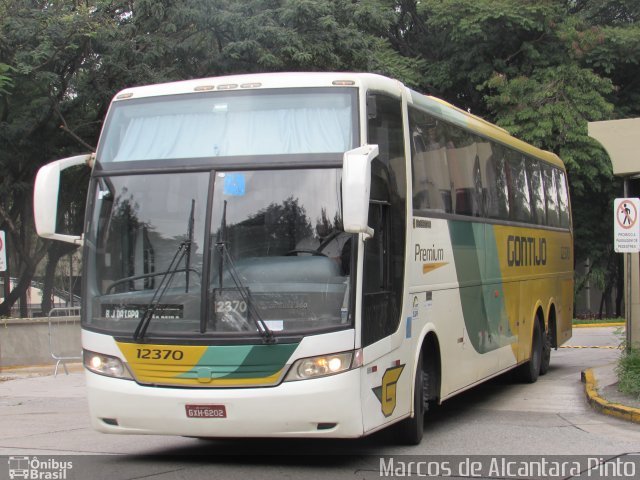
[539,324,551,376]
[518,319,542,383]
[396,352,426,445]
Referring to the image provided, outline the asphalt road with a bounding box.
[0,327,638,479]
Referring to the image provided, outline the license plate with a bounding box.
[185,404,227,418]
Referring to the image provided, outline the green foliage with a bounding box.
[0,63,14,96]
[389,0,631,303]
[1,0,640,316]
[572,317,623,324]
[396,0,567,112]
[617,348,640,399]
[485,66,613,158]
[0,0,420,315]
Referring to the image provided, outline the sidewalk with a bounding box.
[0,362,83,381]
[583,363,640,424]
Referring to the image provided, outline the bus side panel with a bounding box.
[402,216,573,406]
[557,276,574,345]
[409,217,496,399]
[491,225,574,361]
[449,221,514,376]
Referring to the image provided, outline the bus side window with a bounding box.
[542,164,560,227]
[409,109,451,213]
[527,159,546,225]
[445,126,481,217]
[506,151,532,223]
[484,145,510,220]
[556,170,571,228]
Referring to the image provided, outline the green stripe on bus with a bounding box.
[177,343,299,380]
[449,221,513,354]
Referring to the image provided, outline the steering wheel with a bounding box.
[285,249,328,257]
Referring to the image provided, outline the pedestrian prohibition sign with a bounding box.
[614,198,640,253]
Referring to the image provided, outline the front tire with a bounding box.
[396,352,426,445]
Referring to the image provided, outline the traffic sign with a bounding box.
[614,198,640,253]
[0,230,6,271]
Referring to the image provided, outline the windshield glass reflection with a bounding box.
[84,169,353,337]
[209,169,351,334]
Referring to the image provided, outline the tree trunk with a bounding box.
[0,269,35,317]
[41,242,77,315]
[0,240,49,317]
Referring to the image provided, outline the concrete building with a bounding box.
[589,118,640,348]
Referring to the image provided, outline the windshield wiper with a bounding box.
[185,199,195,293]
[133,201,195,341]
[213,200,275,344]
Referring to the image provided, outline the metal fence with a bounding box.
[48,307,82,376]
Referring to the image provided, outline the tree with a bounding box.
[384,0,637,314]
[0,1,104,315]
[1,0,639,317]
[0,0,419,316]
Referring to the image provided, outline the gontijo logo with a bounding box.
[8,456,73,480]
[506,235,547,267]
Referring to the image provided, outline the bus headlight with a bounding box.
[284,350,362,381]
[83,350,133,380]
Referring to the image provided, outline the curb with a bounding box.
[573,322,625,328]
[581,368,640,424]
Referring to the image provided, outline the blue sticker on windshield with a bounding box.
[223,173,246,196]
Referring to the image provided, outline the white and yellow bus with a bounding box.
[34,72,573,444]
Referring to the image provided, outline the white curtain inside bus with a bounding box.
[112,107,352,161]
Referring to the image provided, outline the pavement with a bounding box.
[582,363,640,423]
[0,361,84,382]
[1,326,639,425]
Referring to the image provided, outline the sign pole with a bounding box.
[625,181,632,351]
[0,230,9,305]
[614,194,640,351]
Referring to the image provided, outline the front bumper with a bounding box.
[86,368,365,438]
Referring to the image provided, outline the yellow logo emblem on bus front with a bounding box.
[372,365,405,417]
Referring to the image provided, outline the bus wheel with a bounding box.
[396,352,426,445]
[518,320,542,383]
[539,326,551,376]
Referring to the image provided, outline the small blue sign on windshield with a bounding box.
[223,173,246,196]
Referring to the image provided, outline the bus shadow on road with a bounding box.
[114,372,531,464]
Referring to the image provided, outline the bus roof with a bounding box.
[112,72,403,100]
[112,72,564,169]
[408,91,564,169]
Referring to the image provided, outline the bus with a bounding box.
[33,72,573,444]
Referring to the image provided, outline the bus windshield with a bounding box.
[84,169,352,338]
[98,88,355,162]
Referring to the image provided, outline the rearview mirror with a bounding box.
[342,145,378,240]
[33,154,93,245]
